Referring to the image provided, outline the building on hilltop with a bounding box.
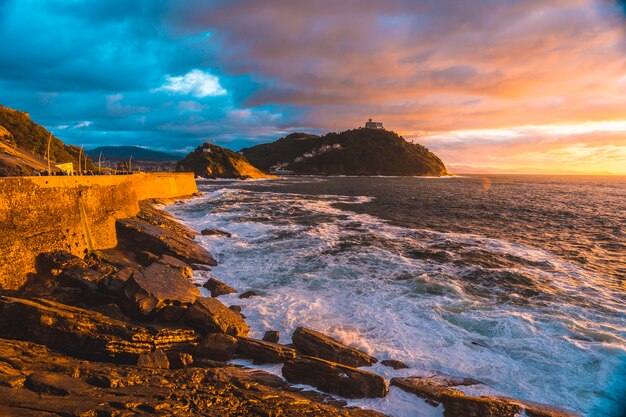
[365,118,383,129]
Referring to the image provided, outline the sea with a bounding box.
[165,175,626,417]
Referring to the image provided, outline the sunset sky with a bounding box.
[1,0,625,174]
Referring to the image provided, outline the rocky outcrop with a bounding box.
[0,337,387,417]
[236,337,297,363]
[116,216,217,266]
[390,376,579,417]
[292,327,377,367]
[0,296,199,362]
[282,356,388,399]
[203,277,237,297]
[182,297,249,336]
[176,143,274,179]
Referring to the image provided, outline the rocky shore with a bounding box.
[0,196,580,416]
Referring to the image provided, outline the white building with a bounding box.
[365,118,384,129]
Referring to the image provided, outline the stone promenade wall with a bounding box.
[0,173,197,289]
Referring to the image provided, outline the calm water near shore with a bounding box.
[166,175,626,417]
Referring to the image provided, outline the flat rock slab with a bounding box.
[390,377,580,417]
[183,297,249,337]
[282,356,388,399]
[121,263,199,317]
[236,337,297,363]
[292,327,377,368]
[0,296,199,362]
[117,216,217,267]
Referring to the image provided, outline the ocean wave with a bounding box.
[166,181,626,417]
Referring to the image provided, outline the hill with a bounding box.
[176,142,274,179]
[86,146,181,161]
[241,128,448,176]
[0,105,93,175]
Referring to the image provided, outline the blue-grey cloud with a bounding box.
[0,0,625,166]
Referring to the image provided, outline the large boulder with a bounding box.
[182,297,249,336]
[282,356,388,399]
[203,277,237,297]
[390,376,579,417]
[116,217,217,267]
[236,337,297,363]
[0,296,199,362]
[195,333,238,361]
[292,327,377,367]
[119,263,199,318]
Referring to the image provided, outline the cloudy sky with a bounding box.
[1,0,625,173]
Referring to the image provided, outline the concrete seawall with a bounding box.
[0,173,198,290]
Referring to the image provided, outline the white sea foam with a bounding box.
[166,182,626,417]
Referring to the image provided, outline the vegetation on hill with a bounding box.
[176,143,274,179]
[0,105,93,171]
[241,128,448,176]
[86,146,181,161]
[240,132,320,170]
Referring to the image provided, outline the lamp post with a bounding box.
[78,145,83,175]
[46,133,52,175]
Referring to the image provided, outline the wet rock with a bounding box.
[390,376,579,417]
[167,352,194,369]
[292,327,377,367]
[283,356,388,399]
[119,263,199,318]
[136,250,159,266]
[236,337,297,363]
[0,296,199,362]
[25,372,93,395]
[229,305,242,313]
[195,333,238,361]
[203,277,237,297]
[239,290,258,299]
[381,359,408,370]
[183,297,249,336]
[35,251,87,277]
[137,350,170,369]
[91,303,130,322]
[201,228,233,238]
[262,330,280,343]
[116,217,217,266]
